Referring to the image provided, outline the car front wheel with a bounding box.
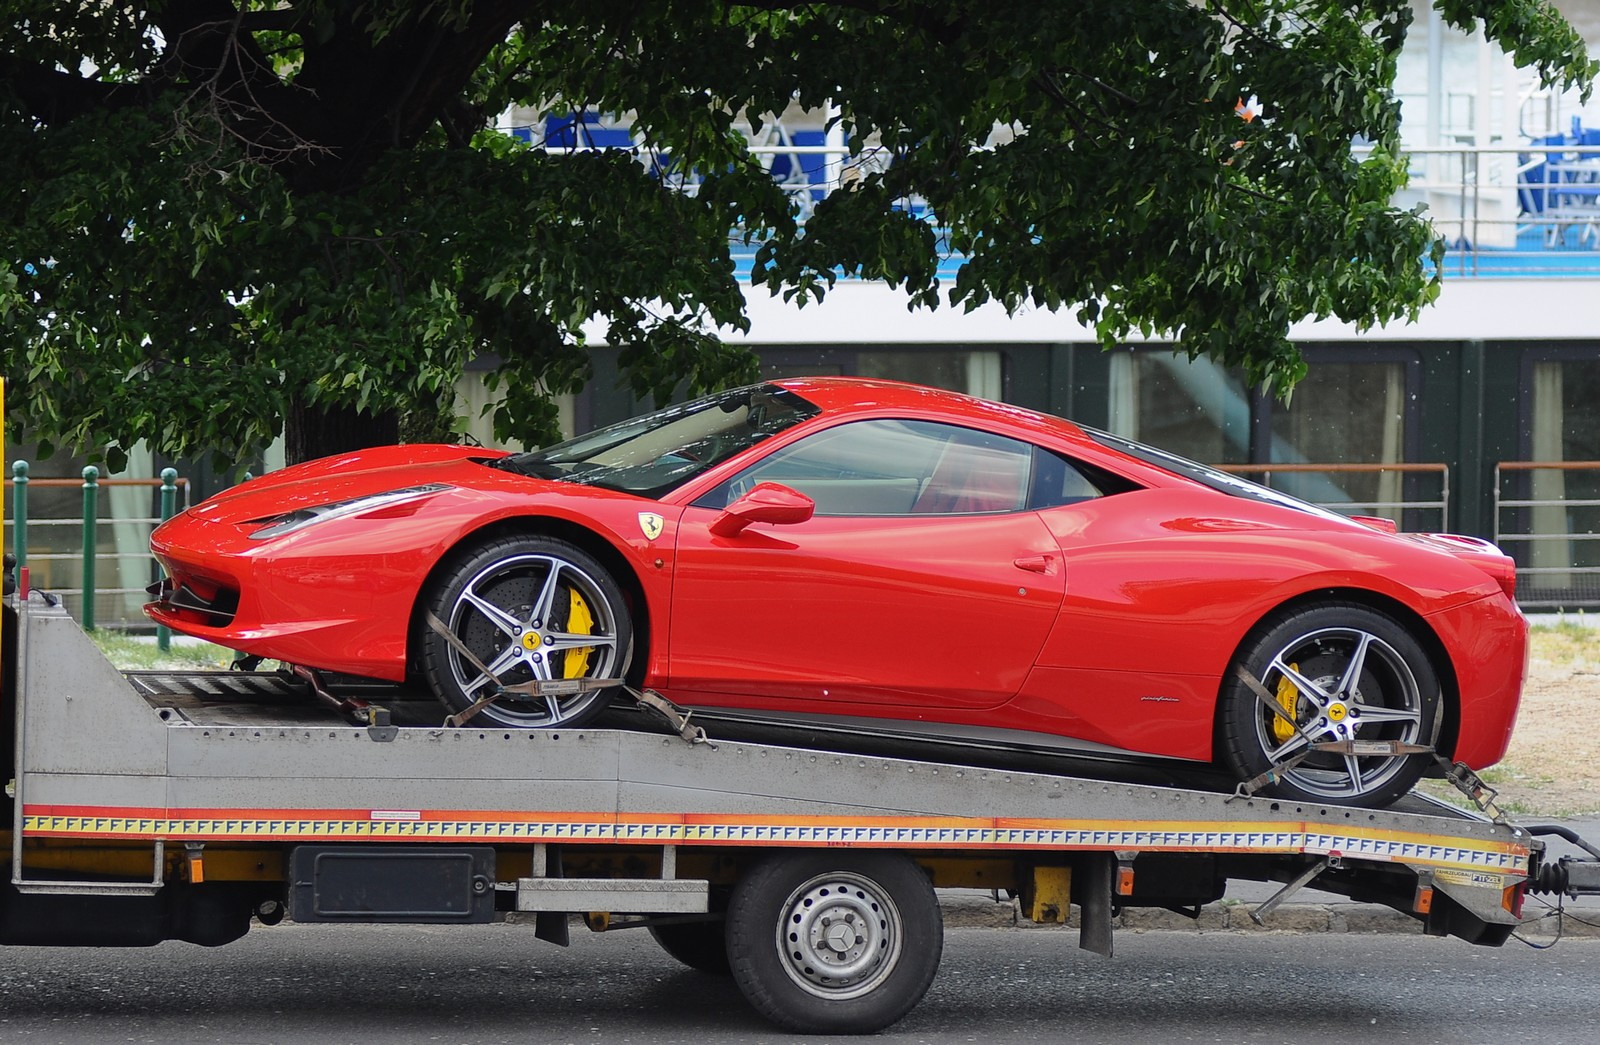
[417,534,631,728]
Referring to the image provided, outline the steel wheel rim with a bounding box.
[1250,625,1425,800]
[774,871,904,1001]
[444,553,621,725]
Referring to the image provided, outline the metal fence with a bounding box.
[1211,462,1452,533]
[1333,144,1600,279]
[4,463,189,632]
[1494,461,1600,609]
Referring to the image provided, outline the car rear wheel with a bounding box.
[1218,602,1440,808]
[417,535,631,728]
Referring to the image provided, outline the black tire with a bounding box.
[1219,601,1441,808]
[726,851,942,1034]
[417,534,631,728]
[649,919,732,975]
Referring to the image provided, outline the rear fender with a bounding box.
[1213,587,1470,764]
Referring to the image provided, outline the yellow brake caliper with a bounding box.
[1273,663,1300,743]
[563,588,595,678]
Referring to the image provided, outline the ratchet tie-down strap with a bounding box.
[424,611,708,744]
[1224,664,1502,817]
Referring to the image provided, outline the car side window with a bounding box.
[695,419,1037,516]
[1028,449,1121,509]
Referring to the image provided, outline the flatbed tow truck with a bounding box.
[5,578,1600,1034]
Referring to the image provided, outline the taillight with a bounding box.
[1487,559,1517,601]
[1351,515,1399,534]
[1407,533,1518,600]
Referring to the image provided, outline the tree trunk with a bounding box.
[285,400,400,466]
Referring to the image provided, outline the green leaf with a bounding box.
[2,1,1590,464]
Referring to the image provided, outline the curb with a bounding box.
[937,893,1600,938]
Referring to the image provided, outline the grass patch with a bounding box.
[1531,612,1594,640]
[1419,763,1596,819]
[90,631,235,672]
[1416,777,1546,817]
[1528,622,1600,671]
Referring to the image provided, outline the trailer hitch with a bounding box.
[1523,825,1600,897]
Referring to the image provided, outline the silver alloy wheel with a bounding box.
[1251,625,1426,800]
[444,552,622,725]
[774,871,904,1001]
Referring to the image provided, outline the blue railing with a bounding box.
[512,115,1600,281]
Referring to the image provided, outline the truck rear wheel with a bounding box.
[726,851,942,1034]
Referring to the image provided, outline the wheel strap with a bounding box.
[1432,755,1509,824]
[1233,664,1322,750]
[624,686,712,747]
[1227,665,1434,802]
[425,610,621,727]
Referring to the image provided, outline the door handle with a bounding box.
[1013,554,1057,575]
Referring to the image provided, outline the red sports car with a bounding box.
[147,378,1527,807]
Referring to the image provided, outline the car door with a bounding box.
[665,418,1066,712]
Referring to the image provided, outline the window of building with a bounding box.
[1107,351,1250,465]
[1521,352,1600,602]
[758,347,1004,400]
[1268,358,1410,511]
[1106,346,1420,521]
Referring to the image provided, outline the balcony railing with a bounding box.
[1399,143,1600,279]
[519,117,1600,281]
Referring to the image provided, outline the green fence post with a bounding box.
[156,468,178,652]
[10,460,27,570]
[81,465,98,632]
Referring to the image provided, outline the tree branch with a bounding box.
[0,55,146,123]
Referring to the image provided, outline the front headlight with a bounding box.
[247,484,450,540]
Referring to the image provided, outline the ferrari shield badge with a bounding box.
[638,512,665,541]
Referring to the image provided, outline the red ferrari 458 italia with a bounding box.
[147,378,1527,807]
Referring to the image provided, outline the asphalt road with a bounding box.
[0,923,1596,1044]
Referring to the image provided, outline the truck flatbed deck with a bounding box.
[5,590,1598,1033]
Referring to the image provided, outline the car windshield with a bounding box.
[1084,428,1349,522]
[487,384,821,498]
